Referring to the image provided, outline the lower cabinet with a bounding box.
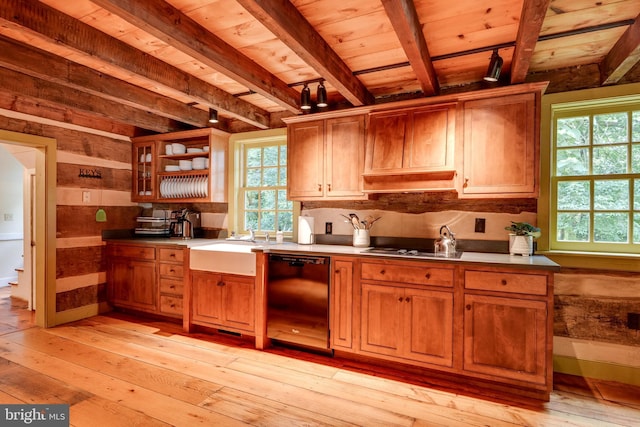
[330,258,354,350]
[191,270,256,334]
[107,244,157,313]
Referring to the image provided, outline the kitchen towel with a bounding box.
[298,216,314,244]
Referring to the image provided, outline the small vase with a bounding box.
[353,229,370,248]
[509,234,533,256]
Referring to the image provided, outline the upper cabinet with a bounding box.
[459,92,539,198]
[287,115,367,201]
[131,128,229,203]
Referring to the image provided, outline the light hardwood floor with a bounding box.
[1,287,640,426]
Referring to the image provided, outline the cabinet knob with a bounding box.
[170,285,175,289]
[463,177,469,187]
[425,273,431,279]
[327,183,331,192]
[380,269,386,275]
[501,279,508,286]
[169,269,175,273]
[405,297,411,303]
[169,253,176,257]
[398,297,403,302]
[466,304,471,310]
[217,281,225,287]
[318,184,322,191]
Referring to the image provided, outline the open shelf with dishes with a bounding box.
[131,128,229,203]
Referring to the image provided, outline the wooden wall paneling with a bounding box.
[56,206,140,239]
[56,246,105,280]
[56,283,107,313]
[57,163,131,192]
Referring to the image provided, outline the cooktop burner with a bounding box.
[363,247,463,259]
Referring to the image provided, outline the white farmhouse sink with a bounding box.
[190,242,258,276]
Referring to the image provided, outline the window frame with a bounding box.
[228,129,299,239]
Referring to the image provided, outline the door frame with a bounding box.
[0,129,56,328]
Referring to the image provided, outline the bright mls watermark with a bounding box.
[0,405,69,426]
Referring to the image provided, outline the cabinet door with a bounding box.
[365,111,408,173]
[287,120,325,199]
[405,105,456,171]
[360,283,404,357]
[108,258,156,311]
[461,93,537,197]
[330,258,354,350]
[220,274,255,333]
[132,142,155,201]
[325,116,365,198]
[463,294,547,384]
[191,271,224,324]
[405,288,453,367]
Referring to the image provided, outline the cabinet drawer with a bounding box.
[361,262,453,287]
[159,295,183,315]
[159,278,184,295]
[159,263,184,278]
[465,270,547,296]
[159,247,184,263]
[109,244,155,260]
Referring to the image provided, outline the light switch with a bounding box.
[82,191,91,203]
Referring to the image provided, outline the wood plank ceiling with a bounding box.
[0,0,639,136]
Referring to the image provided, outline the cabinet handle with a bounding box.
[169,285,175,289]
[380,269,386,275]
[425,273,431,279]
[501,279,508,286]
[405,297,411,303]
[466,304,471,310]
[327,183,331,192]
[318,184,322,191]
[169,269,175,273]
[169,253,176,258]
[398,297,403,302]
[217,281,225,287]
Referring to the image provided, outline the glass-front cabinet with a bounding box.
[131,128,229,203]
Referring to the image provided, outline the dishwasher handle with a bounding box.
[268,254,328,265]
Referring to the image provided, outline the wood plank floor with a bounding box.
[1,287,640,426]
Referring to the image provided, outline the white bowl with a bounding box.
[187,147,203,153]
[165,165,180,172]
[165,145,173,155]
[172,143,186,154]
[179,160,192,170]
[203,146,209,152]
[192,157,207,170]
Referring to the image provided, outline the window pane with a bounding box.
[634,213,640,244]
[280,145,287,165]
[557,117,589,147]
[246,168,261,187]
[245,190,259,209]
[594,213,628,243]
[263,146,278,166]
[593,145,627,175]
[260,211,275,231]
[247,147,261,167]
[594,113,628,144]
[278,212,293,232]
[633,111,640,142]
[277,190,292,209]
[633,144,640,174]
[594,180,629,210]
[557,213,589,241]
[635,179,640,210]
[557,181,590,210]
[261,190,276,209]
[279,167,287,186]
[244,211,258,231]
[263,167,278,186]
[557,148,589,176]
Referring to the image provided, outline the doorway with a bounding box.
[0,129,56,328]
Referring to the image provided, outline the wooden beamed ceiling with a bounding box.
[0,0,639,137]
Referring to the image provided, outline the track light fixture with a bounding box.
[484,49,503,82]
[316,80,327,108]
[208,108,219,124]
[300,83,312,110]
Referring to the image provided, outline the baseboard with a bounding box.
[53,302,111,326]
[554,355,640,387]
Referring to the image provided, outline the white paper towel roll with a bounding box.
[298,216,314,244]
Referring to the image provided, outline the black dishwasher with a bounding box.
[267,254,330,352]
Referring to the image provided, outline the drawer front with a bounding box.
[109,244,155,260]
[159,263,184,278]
[361,262,453,287]
[159,278,184,295]
[159,295,183,315]
[159,247,184,263]
[465,270,548,296]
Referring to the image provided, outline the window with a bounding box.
[229,130,297,238]
[551,102,640,253]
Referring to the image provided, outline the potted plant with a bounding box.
[504,221,541,256]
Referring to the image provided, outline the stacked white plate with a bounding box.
[165,165,180,172]
[192,157,207,170]
[159,176,208,198]
[179,159,192,170]
[187,147,203,153]
[171,143,186,154]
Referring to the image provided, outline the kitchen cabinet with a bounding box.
[359,260,454,367]
[131,128,229,203]
[462,268,552,389]
[287,115,367,200]
[157,247,186,319]
[330,257,355,350]
[191,270,255,334]
[107,244,157,313]
[460,92,538,197]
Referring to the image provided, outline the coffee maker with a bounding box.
[169,208,201,239]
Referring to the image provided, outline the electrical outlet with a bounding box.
[628,313,640,330]
[325,222,333,234]
[474,218,486,233]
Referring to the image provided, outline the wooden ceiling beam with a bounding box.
[236,0,375,106]
[600,12,640,85]
[511,0,551,84]
[91,0,301,113]
[381,0,439,96]
[0,0,270,130]
[0,66,186,133]
[0,36,212,129]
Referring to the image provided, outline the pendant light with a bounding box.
[300,83,311,110]
[316,80,327,108]
[484,49,503,82]
[208,108,219,124]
